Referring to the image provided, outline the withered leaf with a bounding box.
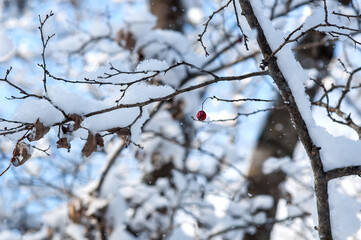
[81,132,105,157]
[27,119,50,142]
[57,137,71,151]
[95,133,104,149]
[68,199,82,224]
[12,142,32,167]
[68,114,83,131]
[116,29,135,50]
[81,132,97,157]
[62,125,70,134]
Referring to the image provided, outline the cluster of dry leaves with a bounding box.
[2,114,131,176]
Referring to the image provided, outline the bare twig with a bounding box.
[38,11,55,94]
[198,0,233,56]
[233,0,249,50]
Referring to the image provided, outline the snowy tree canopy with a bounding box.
[1,0,361,239]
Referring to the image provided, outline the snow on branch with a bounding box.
[0,11,267,177]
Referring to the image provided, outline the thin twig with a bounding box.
[38,11,55,94]
[198,0,233,56]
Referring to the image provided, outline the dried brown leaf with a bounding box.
[68,199,82,224]
[95,133,104,149]
[81,132,105,157]
[68,114,83,131]
[82,132,97,157]
[12,142,32,167]
[62,125,70,134]
[116,29,135,50]
[57,137,71,151]
[27,119,50,141]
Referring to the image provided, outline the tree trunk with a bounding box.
[150,0,184,32]
[242,2,334,240]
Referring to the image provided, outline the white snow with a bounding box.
[251,195,274,211]
[263,157,291,174]
[0,30,15,62]
[85,198,108,216]
[118,82,174,105]
[47,86,109,115]
[130,106,149,142]
[12,98,64,126]
[328,179,361,240]
[136,59,169,72]
[42,204,68,228]
[167,228,192,240]
[65,224,87,240]
[82,107,139,133]
[0,230,21,240]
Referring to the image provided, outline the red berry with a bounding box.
[237,37,243,43]
[197,110,207,121]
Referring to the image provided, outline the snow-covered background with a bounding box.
[0,0,361,239]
